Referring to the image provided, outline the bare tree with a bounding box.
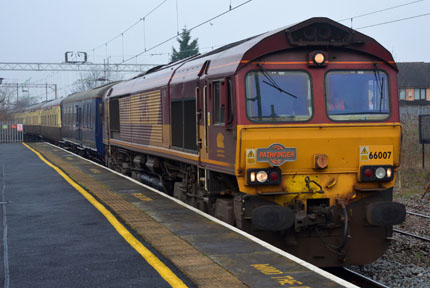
[0,86,16,119]
[0,86,37,120]
[71,68,123,93]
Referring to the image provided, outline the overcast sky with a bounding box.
[1,0,429,101]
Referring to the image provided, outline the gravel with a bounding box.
[348,188,430,288]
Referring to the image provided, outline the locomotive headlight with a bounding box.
[256,171,268,183]
[313,52,325,65]
[375,167,386,179]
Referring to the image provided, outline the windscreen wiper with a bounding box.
[373,63,385,112]
[257,64,298,99]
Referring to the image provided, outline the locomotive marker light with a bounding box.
[386,168,392,178]
[247,167,282,185]
[360,165,394,182]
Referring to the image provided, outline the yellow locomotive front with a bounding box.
[232,19,405,267]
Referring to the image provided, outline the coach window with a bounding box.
[65,107,68,125]
[87,103,90,127]
[326,71,390,121]
[89,103,92,129]
[245,70,312,122]
[84,103,87,128]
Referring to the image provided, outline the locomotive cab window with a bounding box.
[325,71,390,121]
[245,70,312,122]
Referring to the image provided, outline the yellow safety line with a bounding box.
[23,142,188,288]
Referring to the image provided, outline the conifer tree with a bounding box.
[170,28,199,62]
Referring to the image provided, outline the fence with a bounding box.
[0,121,23,143]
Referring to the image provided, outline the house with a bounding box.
[397,62,430,103]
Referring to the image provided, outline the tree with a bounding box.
[71,68,122,93]
[0,87,35,120]
[170,28,199,62]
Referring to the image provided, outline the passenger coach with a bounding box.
[61,82,118,161]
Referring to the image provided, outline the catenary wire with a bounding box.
[357,12,430,29]
[122,0,252,63]
[88,0,169,53]
[338,0,424,21]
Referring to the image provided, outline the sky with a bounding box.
[1,0,429,103]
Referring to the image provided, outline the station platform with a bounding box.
[1,142,356,288]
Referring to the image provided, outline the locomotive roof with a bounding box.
[62,81,120,104]
[108,17,396,97]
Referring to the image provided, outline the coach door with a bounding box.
[76,105,82,141]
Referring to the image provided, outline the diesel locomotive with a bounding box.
[14,17,406,267]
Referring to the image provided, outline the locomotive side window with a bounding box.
[109,99,120,132]
[325,71,390,121]
[171,99,197,152]
[213,81,225,124]
[245,71,312,122]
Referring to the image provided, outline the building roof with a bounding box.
[397,62,430,88]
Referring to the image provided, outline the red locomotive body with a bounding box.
[103,18,405,266]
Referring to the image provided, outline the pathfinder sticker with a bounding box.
[257,144,296,166]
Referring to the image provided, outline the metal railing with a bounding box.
[0,121,23,143]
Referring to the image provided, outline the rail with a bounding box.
[325,267,390,288]
[406,211,430,219]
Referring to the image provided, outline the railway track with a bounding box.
[325,267,390,288]
[393,210,430,242]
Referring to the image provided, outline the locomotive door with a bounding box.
[196,84,209,163]
[195,82,209,192]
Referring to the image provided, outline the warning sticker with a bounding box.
[360,146,369,161]
[247,149,256,164]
